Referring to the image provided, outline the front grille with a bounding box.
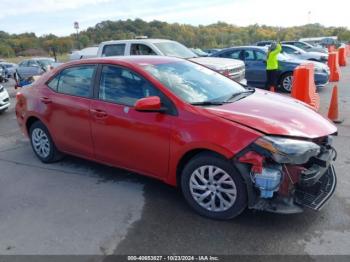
[228,66,245,75]
[3,97,9,103]
[295,165,336,210]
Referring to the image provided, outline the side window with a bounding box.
[294,42,304,49]
[243,50,255,61]
[47,75,59,91]
[130,44,157,55]
[28,60,38,67]
[283,46,294,54]
[19,61,28,67]
[255,51,266,61]
[56,66,95,98]
[99,65,162,106]
[102,44,126,57]
[219,50,241,59]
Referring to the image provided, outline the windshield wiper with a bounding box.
[225,88,255,102]
[190,101,224,106]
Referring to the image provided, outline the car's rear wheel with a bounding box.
[181,153,247,220]
[29,121,63,163]
[279,72,293,93]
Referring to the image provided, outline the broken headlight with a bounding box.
[254,136,320,165]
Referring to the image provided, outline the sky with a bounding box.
[0,0,349,36]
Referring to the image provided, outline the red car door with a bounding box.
[90,65,174,179]
[43,65,96,158]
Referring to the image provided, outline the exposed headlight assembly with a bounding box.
[254,136,320,164]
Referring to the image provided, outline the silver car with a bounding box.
[0,85,10,113]
[16,57,55,79]
[281,44,328,63]
[282,41,328,54]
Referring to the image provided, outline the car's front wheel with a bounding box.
[29,121,63,163]
[279,72,293,93]
[181,153,247,220]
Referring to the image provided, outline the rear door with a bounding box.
[43,65,96,158]
[237,49,266,88]
[90,64,174,178]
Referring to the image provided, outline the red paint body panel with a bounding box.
[206,89,337,139]
[15,56,337,187]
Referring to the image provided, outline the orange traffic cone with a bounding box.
[269,86,275,92]
[328,85,343,124]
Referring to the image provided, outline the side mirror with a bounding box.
[135,96,165,112]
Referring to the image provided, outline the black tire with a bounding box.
[279,72,293,93]
[29,121,63,163]
[181,153,247,220]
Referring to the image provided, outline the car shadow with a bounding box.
[56,155,322,255]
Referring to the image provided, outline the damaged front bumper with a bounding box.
[235,135,337,214]
[295,165,337,211]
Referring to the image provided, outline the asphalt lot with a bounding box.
[0,65,349,258]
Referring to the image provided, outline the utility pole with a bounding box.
[307,11,312,24]
[74,21,80,50]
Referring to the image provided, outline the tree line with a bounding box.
[1,19,350,58]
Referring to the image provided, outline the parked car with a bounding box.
[15,56,337,219]
[281,41,328,54]
[255,40,274,47]
[203,48,222,55]
[0,62,18,78]
[97,39,246,84]
[69,46,98,61]
[16,57,56,79]
[281,44,328,63]
[211,46,330,92]
[0,65,6,82]
[0,85,10,113]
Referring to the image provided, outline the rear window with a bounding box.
[102,44,126,57]
[47,65,95,98]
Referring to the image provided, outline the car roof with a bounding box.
[100,39,175,45]
[61,55,185,68]
[221,46,268,52]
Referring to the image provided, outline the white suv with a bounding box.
[0,85,10,113]
[97,39,246,84]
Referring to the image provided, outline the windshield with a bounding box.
[154,42,198,59]
[37,59,54,67]
[290,46,306,54]
[142,60,246,104]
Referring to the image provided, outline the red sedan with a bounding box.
[16,56,337,219]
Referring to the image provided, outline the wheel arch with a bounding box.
[278,70,293,84]
[175,148,229,189]
[26,116,42,133]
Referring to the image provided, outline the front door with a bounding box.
[90,65,174,178]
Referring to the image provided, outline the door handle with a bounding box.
[40,97,52,104]
[90,109,108,118]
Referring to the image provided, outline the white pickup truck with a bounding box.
[96,39,246,85]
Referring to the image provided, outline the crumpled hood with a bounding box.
[205,89,337,139]
[189,57,244,71]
